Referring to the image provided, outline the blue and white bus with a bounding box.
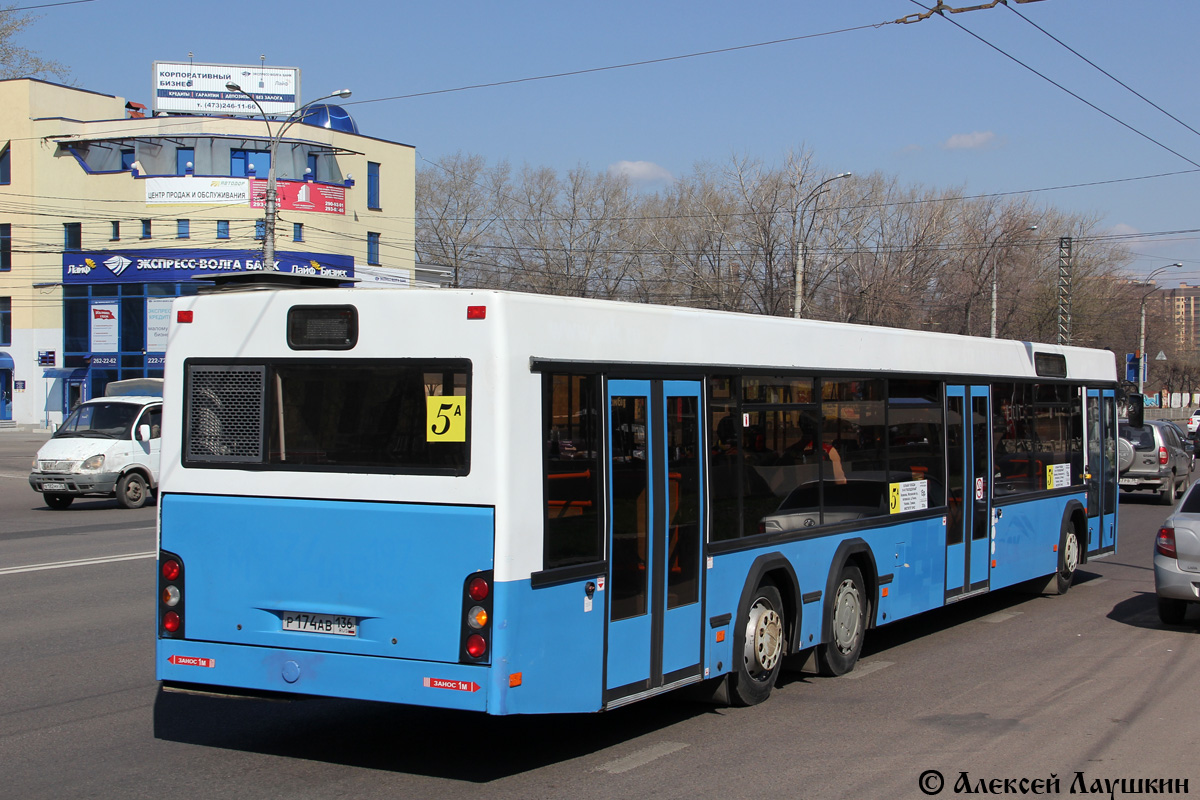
[156,276,1119,713]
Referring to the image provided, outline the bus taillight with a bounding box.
[465,634,487,659]
[460,570,493,664]
[467,576,489,602]
[159,550,185,638]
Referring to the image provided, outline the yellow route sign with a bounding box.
[427,396,467,442]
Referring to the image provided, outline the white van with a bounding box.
[28,378,163,509]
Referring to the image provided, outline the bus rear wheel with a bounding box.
[730,583,784,706]
[816,565,867,677]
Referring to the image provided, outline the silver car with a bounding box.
[1118,419,1192,505]
[1154,482,1200,624]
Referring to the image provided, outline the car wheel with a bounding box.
[1157,596,1187,625]
[816,565,868,676]
[729,583,785,706]
[116,473,148,510]
[44,493,74,510]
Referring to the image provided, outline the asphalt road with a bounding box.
[2,431,1197,800]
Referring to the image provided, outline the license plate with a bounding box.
[42,483,68,491]
[1118,478,1139,486]
[281,612,358,636]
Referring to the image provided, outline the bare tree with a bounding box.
[0,5,69,81]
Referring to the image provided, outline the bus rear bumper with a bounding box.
[156,639,490,712]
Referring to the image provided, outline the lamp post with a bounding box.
[794,171,851,318]
[225,83,352,270]
[990,224,1038,338]
[1138,262,1183,395]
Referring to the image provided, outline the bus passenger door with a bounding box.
[604,379,705,704]
[946,385,992,600]
[1086,389,1118,555]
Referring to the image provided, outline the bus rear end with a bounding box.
[155,288,499,712]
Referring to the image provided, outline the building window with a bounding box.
[293,223,303,242]
[0,297,10,346]
[110,221,120,241]
[176,147,194,175]
[367,162,380,209]
[367,232,380,265]
[121,149,135,171]
[141,219,152,239]
[0,224,9,271]
[0,143,11,185]
[307,154,319,181]
[176,219,190,239]
[254,219,265,240]
[64,222,81,252]
[231,149,270,178]
[216,220,229,239]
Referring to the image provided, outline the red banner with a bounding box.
[251,179,346,215]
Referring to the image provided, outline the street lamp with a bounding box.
[990,224,1038,338]
[225,83,352,270]
[1138,262,1183,395]
[794,171,851,319]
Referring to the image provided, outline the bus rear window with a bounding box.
[185,359,470,474]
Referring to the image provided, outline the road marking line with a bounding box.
[0,551,156,575]
[843,660,894,680]
[594,741,689,774]
[980,611,1022,624]
[0,471,30,480]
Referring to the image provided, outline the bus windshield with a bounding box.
[55,402,140,439]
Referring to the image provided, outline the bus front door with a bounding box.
[604,379,705,705]
[946,385,993,601]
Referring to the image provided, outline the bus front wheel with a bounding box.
[730,583,784,706]
[1053,523,1079,595]
[816,565,867,677]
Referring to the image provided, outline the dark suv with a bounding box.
[1118,419,1194,505]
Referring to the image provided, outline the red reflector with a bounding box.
[161,559,181,581]
[162,611,181,633]
[465,633,487,658]
[466,305,486,320]
[467,576,489,601]
[177,310,193,323]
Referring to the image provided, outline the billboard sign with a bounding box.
[146,177,250,205]
[250,179,346,215]
[64,249,354,285]
[153,61,300,116]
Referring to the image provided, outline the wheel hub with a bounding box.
[1062,531,1079,574]
[832,579,862,655]
[744,600,782,678]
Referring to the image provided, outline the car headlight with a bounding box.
[80,454,105,471]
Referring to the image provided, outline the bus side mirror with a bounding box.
[137,424,151,442]
[1128,394,1145,428]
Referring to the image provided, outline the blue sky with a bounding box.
[17,0,1200,284]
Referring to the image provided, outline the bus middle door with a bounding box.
[946,385,992,601]
[604,379,705,706]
